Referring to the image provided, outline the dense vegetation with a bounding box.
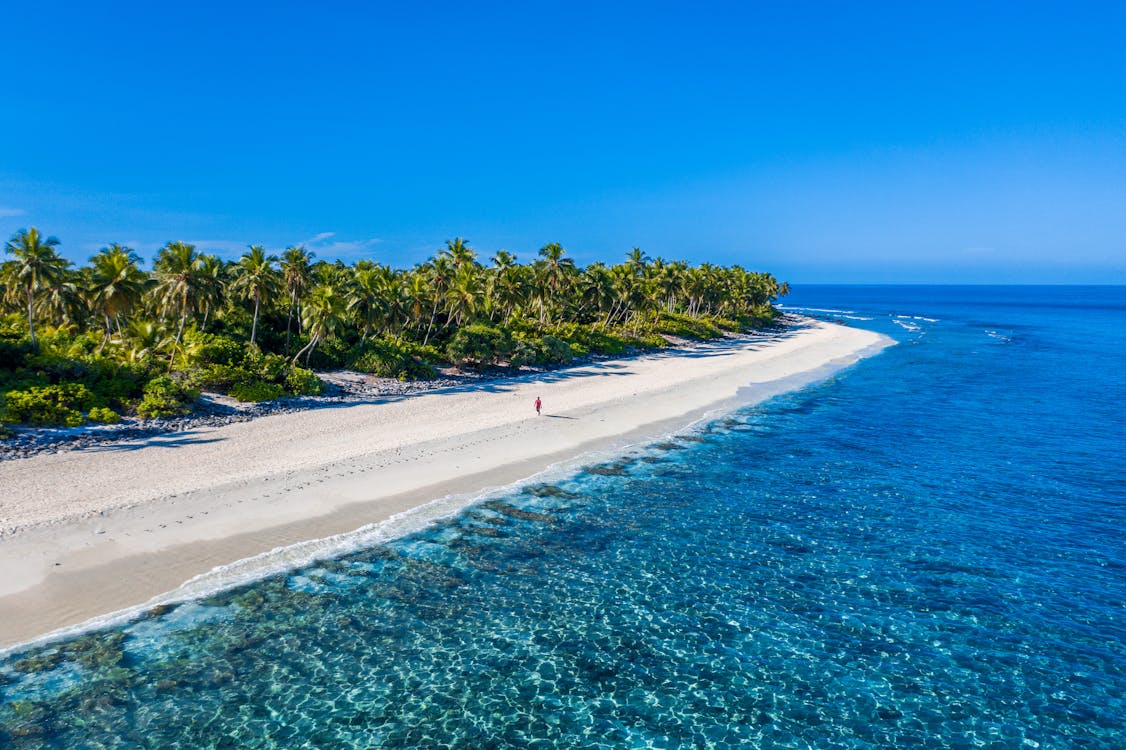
[0,228,787,431]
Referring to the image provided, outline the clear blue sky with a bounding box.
[3,1,1124,283]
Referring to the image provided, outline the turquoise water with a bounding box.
[2,286,1124,748]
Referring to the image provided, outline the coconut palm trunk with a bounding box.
[422,297,440,346]
[169,292,189,372]
[26,281,37,349]
[284,293,297,355]
[99,314,113,352]
[250,293,261,344]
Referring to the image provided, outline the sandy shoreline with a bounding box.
[0,319,890,649]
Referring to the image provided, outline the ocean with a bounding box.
[2,286,1124,748]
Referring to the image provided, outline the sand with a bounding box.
[0,319,890,648]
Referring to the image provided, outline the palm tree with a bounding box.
[608,264,642,328]
[397,271,424,336]
[421,256,454,346]
[4,227,69,349]
[195,254,226,332]
[491,250,516,270]
[293,283,347,366]
[578,263,616,327]
[348,264,389,341]
[488,264,528,325]
[535,243,576,325]
[152,241,205,369]
[37,271,85,330]
[280,245,315,354]
[626,247,649,277]
[231,245,281,345]
[123,319,174,363]
[441,237,477,270]
[653,259,686,313]
[445,265,482,326]
[88,244,149,349]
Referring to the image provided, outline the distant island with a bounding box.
[1,228,787,436]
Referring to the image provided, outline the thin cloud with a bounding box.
[301,231,383,259]
[0,207,27,218]
[302,231,336,245]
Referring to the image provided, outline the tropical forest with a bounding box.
[0,228,787,433]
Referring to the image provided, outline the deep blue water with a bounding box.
[2,286,1124,748]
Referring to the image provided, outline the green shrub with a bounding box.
[136,376,199,419]
[348,340,436,381]
[510,334,574,367]
[0,423,11,440]
[2,383,95,426]
[709,315,744,332]
[547,323,630,356]
[24,352,90,383]
[191,363,249,391]
[629,333,668,350]
[392,338,451,366]
[446,324,512,367]
[654,312,724,339]
[186,332,245,367]
[509,339,539,368]
[87,406,121,424]
[85,356,150,405]
[304,335,350,370]
[58,332,105,359]
[537,335,574,364]
[248,351,289,383]
[285,367,324,396]
[229,381,285,403]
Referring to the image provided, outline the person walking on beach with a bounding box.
[534,396,542,415]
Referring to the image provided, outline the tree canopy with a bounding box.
[1,229,788,428]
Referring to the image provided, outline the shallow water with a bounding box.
[2,286,1124,748]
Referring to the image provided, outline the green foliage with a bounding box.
[185,331,244,367]
[390,338,450,366]
[349,339,436,381]
[303,334,350,370]
[0,422,12,440]
[87,406,121,424]
[3,226,787,428]
[23,351,90,382]
[244,348,289,383]
[537,335,575,364]
[541,322,630,356]
[508,339,538,368]
[1,383,94,426]
[446,324,512,367]
[191,363,244,391]
[653,312,724,339]
[136,376,199,419]
[184,337,320,400]
[85,358,150,405]
[229,381,285,402]
[510,333,575,367]
[628,332,668,350]
[285,367,324,396]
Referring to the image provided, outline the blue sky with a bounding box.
[2,1,1124,283]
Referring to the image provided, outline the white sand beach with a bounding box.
[0,319,889,647]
